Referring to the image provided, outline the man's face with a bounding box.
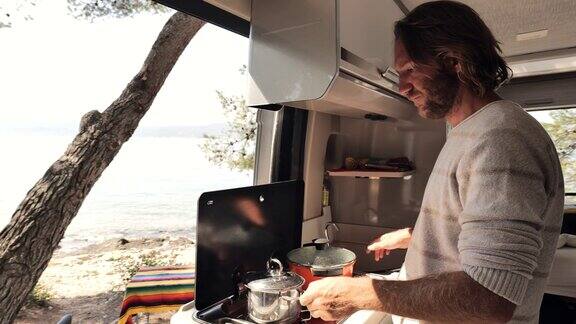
[394,40,460,119]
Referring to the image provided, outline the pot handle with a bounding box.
[324,223,339,244]
[305,239,329,250]
[267,258,283,276]
[302,223,340,250]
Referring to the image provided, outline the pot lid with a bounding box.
[246,258,304,292]
[287,240,356,270]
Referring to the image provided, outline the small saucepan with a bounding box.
[287,223,356,289]
[245,258,310,323]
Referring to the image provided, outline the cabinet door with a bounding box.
[339,0,405,72]
[248,0,339,106]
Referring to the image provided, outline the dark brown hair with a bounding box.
[394,0,510,97]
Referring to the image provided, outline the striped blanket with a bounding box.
[118,265,195,324]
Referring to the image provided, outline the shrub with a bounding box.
[115,251,176,285]
[27,283,53,307]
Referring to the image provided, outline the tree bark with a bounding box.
[0,12,205,323]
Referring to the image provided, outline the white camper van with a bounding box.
[156,1,576,323]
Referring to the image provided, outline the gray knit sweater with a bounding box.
[398,100,564,324]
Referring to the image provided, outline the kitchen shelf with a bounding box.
[327,169,415,179]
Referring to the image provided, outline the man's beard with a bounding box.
[419,67,460,119]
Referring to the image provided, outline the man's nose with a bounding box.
[398,79,413,97]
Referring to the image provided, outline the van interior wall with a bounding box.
[302,110,446,272]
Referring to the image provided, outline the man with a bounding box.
[299,1,564,323]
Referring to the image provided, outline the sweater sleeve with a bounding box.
[457,129,548,305]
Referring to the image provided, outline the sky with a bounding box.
[0,0,254,230]
[0,0,249,129]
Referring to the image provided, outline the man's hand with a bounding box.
[299,276,375,321]
[366,227,412,261]
[299,271,516,323]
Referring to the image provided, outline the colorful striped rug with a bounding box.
[118,265,195,324]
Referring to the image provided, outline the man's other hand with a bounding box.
[299,277,374,321]
[366,227,412,261]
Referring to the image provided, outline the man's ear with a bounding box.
[442,55,461,74]
[450,58,465,83]
[444,54,461,73]
[454,61,463,74]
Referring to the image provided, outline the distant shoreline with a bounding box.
[56,229,197,255]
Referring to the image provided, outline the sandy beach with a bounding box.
[16,237,196,323]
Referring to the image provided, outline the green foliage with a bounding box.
[541,109,576,203]
[201,89,258,172]
[27,283,53,307]
[114,251,176,285]
[67,0,170,20]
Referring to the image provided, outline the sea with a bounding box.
[0,130,253,253]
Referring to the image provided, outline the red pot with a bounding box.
[287,238,356,289]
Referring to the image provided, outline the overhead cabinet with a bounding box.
[248,0,415,120]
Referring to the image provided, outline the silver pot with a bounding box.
[246,258,309,323]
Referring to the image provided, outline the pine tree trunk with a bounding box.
[0,12,205,323]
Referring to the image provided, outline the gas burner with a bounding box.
[192,295,310,324]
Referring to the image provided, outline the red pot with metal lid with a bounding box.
[287,224,356,289]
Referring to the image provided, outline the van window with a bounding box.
[528,108,576,205]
